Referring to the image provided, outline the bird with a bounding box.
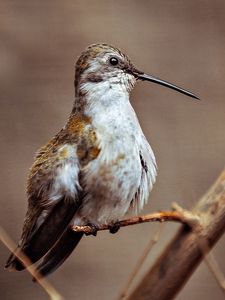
[5,43,198,278]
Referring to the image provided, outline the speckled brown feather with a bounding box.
[27,113,100,200]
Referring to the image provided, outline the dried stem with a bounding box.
[204,252,225,293]
[197,234,225,294]
[0,227,63,300]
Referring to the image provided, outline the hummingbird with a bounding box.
[5,43,198,278]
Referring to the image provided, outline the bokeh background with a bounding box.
[1,1,225,299]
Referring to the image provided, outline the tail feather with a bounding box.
[5,198,78,270]
[35,229,83,279]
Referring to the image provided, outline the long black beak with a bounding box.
[137,72,199,100]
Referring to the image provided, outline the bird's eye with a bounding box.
[109,57,119,66]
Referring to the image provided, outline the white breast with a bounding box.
[73,79,157,225]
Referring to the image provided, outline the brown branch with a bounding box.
[127,168,225,300]
[71,209,200,234]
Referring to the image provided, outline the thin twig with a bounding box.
[118,223,165,300]
[71,210,200,234]
[196,233,225,294]
[204,252,225,293]
[0,226,64,300]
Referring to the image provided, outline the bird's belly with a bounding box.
[74,148,142,225]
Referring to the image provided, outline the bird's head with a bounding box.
[74,43,198,99]
[75,43,137,94]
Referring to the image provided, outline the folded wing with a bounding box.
[5,142,82,272]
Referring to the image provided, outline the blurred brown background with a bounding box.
[0,1,225,299]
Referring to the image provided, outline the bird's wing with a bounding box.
[5,114,100,273]
[5,136,83,270]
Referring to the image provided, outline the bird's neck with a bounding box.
[71,79,140,136]
[72,79,130,115]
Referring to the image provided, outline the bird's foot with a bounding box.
[85,223,98,236]
[109,221,121,234]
